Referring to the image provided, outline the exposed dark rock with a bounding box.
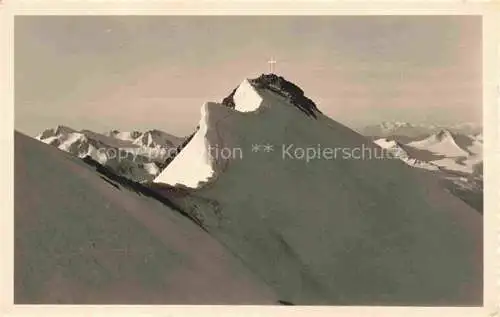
[249,73,322,118]
[221,87,237,109]
[220,74,322,118]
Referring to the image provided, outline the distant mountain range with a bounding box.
[362,121,482,141]
[375,128,482,175]
[35,126,184,182]
[374,128,483,212]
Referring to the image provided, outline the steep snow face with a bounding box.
[15,132,278,304]
[154,102,234,188]
[154,75,482,305]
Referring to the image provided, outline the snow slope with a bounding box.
[14,131,279,304]
[154,74,482,305]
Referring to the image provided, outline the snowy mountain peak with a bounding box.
[415,129,458,146]
[36,125,76,140]
[249,74,322,118]
[221,74,322,118]
[407,129,470,159]
[434,129,454,141]
[155,74,328,188]
[54,125,76,135]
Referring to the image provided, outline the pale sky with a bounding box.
[15,16,482,137]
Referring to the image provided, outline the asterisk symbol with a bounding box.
[251,144,261,152]
[263,144,274,153]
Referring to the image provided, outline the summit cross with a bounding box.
[268,58,277,73]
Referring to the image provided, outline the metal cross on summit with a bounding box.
[268,57,277,73]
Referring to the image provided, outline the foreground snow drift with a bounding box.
[14,132,278,304]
